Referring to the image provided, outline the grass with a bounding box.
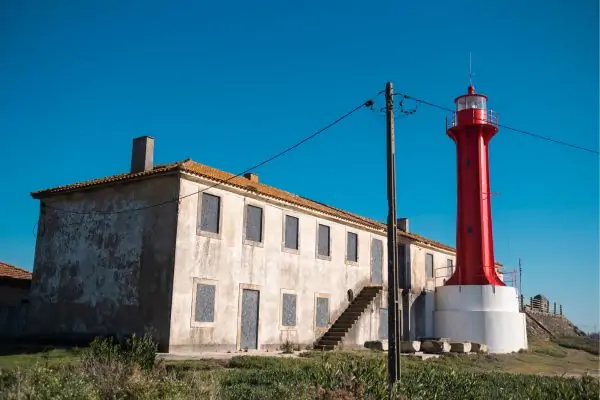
[552,336,600,356]
[0,337,598,399]
[0,346,81,370]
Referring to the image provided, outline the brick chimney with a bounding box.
[244,173,259,183]
[131,136,154,173]
[397,217,409,232]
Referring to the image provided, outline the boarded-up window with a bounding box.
[447,259,453,277]
[316,297,329,327]
[379,308,388,339]
[426,253,434,279]
[398,244,407,288]
[317,224,330,257]
[371,238,383,285]
[347,232,358,262]
[198,193,220,234]
[284,215,299,250]
[245,205,263,242]
[194,283,216,322]
[281,293,297,326]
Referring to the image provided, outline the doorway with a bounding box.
[240,289,260,350]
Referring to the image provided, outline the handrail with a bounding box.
[446,108,499,129]
[432,265,517,288]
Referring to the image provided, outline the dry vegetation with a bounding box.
[0,335,598,399]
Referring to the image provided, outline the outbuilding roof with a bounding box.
[0,261,32,280]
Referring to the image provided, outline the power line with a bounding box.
[394,92,599,155]
[42,94,382,216]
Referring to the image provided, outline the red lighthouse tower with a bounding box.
[433,82,528,354]
[444,85,503,286]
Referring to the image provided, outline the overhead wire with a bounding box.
[42,92,383,216]
[41,86,598,220]
[394,92,599,155]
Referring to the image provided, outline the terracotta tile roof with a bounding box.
[30,159,502,265]
[30,162,182,197]
[0,262,32,280]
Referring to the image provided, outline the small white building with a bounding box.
[27,136,500,353]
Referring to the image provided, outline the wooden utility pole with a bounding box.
[518,258,523,311]
[385,81,401,389]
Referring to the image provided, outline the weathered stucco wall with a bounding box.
[28,175,180,350]
[0,281,30,306]
[408,242,455,291]
[170,175,390,352]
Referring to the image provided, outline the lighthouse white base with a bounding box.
[433,285,528,354]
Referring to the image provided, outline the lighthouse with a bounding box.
[433,84,528,354]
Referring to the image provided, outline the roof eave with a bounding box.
[30,167,182,200]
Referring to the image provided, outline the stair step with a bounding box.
[313,286,383,352]
[332,320,358,328]
[347,306,371,312]
[349,299,373,305]
[334,315,361,322]
[340,311,364,316]
[357,291,379,297]
[335,315,361,322]
[332,319,356,325]
[329,327,349,332]
[323,331,346,338]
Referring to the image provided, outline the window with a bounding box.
[346,232,358,263]
[457,95,486,111]
[447,259,454,277]
[370,238,384,285]
[281,293,297,327]
[284,215,299,250]
[194,283,216,323]
[198,193,221,234]
[245,205,263,243]
[317,224,331,257]
[316,296,330,328]
[398,244,408,288]
[426,253,434,279]
[379,308,388,340]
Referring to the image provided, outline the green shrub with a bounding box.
[122,333,158,371]
[82,333,157,372]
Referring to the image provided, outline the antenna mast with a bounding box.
[469,52,473,86]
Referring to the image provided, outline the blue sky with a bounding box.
[1,0,598,330]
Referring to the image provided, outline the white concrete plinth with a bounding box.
[433,285,528,354]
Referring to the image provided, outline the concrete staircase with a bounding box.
[314,285,383,351]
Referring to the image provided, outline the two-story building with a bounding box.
[26,136,499,353]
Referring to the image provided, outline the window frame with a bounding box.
[243,202,265,246]
[314,293,330,329]
[446,258,454,277]
[316,222,332,260]
[196,192,223,239]
[282,214,300,254]
[190,278,218,328]
[345,230,359,265]
[280,289,298,330]
[379,308,388,340]
[425,252,434,280]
